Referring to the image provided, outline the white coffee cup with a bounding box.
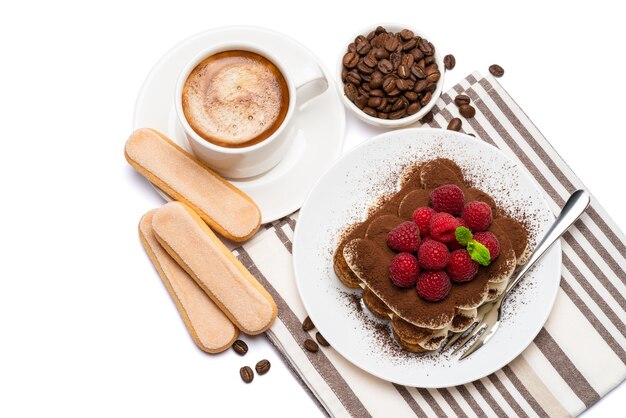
[175,42,328,179]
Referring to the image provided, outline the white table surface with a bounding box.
[1,1,624,416]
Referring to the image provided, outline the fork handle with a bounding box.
[503,189,591,296]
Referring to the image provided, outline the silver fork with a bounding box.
[442,189,591,360]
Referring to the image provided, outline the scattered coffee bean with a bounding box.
[489,64,505,77]
[341,27,440,120]
[459,104,476,118]
[454,94,470,107]
[240,366,254,383]
[232,340,248,356]
[255,359,271,375]
[447,118,462,131]
[304,339,319,353]
[316,332,330,347]
[420,110,434,123]
[443,54,456,70]
[302,316,315,332]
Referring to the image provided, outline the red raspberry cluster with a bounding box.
[386,184,499,302]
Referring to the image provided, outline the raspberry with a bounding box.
[473,231,500,261]
[387,221,420,252]
[417,271,452,302]
[430,185,465,215]
[430,213,460,243]
[417,239,450,270]
[389,253,420,287]
[447,218,467,250]
[412,207,436,237]
[446,250,479,282]
[462,201,493,232]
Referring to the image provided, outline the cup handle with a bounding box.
[292,64,328,109]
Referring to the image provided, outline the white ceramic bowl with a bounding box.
[336,23,445,128]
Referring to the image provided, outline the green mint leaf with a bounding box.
[455,226,473,247]
[467,239,491,266]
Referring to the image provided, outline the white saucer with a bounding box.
[133,26,346,223]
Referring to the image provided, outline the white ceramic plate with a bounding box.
[133,26,346,223]
[293,128,562,388]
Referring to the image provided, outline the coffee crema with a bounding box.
[182,50,290,148]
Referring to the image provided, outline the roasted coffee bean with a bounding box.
[402,38,417,51]
[424,55,436,65]
[387,88,402,96]
[447,117,463,131]
[366,30,376,41]
[377,59,393,74]
[240,366,254,383]
[459,104,476,118]
[374,47,389,60]
[426,71,441,83]
[361,73,372,83]
[375,25,386,34]
[397,64,409,79]
[345,71,361,85]
[347,42,356,53]
[454,94,471,107]
[355,39,371,55]
[424,82,437,93]
[371,33,386,48]
[416,58,425,69]
[354,95,368,109]
[396,78,412,91]
[443,54,456,70]
[356,61,374,74]
[384,35,399,52]
[367,96,382,108]
[489,64,505,77]
[383,103,393,113]
[363,107,377,117]
[361,83,371,92]
[420,110,434,123]
[410,48,425,60]
[255,359,271,375]
[389,109,407,119]
[390,52,401,69]
[391,96,407,111]
[377,112,389,119]
[315,332,330,347]
[414,79,428,92]
[425,64,439,76]
[341,68,348,82]
[369,89,384,97]
[363,53,378,68]
[344,83,357,101]
[355,35,367,44]
[403,91,418,101]
[411,64,426,79]
[304,339,319,353]
[302,316,315,331]
[232,340,248,356]
[382,77,397,93]
[418,38,433,55]
[343,52,359,68]
[420,91,432,106]
[376,98,388,110]
[407,102,421,115]
[399,29,414,40]
[401,53,414,68]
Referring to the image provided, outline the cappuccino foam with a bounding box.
[182,51,289,148]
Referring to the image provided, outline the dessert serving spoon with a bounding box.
[442,189,591,360]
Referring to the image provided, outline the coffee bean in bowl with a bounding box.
[337,24,445,128]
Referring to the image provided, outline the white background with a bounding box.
[1,0,624,416]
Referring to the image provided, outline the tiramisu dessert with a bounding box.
[334,158,529,352]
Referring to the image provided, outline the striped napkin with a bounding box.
[231,72,626,417]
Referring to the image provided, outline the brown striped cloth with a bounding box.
[231,72,626,417]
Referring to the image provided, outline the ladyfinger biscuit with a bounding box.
[125,128,261,242]
[139,210,238,353]
[152,201,277,335]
